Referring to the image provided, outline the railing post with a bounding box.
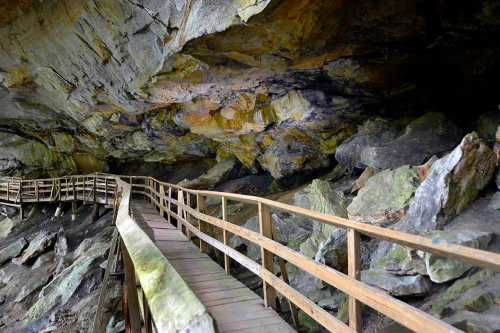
[167,187,172,224]
[348,228,362,332]
[159,184,165,216]
[178,190,184,231]
[221,196,231,275]
[93,176,97,203]
[121,242,142,333]
[104,177,108,203]
[258,202,277,309]
[149,178,153,204]
[185,193,192,239]
[19,180,23,219]
[196,193,209,253]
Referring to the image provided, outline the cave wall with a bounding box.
[0,0,498,178]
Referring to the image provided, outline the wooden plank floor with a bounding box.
[132,200,296,333]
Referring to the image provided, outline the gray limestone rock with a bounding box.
[394,132,496,234]
[16,231,56,265]
[361,270,431,296]
[360,113,463,170]
[335,118,399,170]
[347,165,420,225]
[0,238,27,265]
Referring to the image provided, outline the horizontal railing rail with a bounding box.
[2,173,500,333]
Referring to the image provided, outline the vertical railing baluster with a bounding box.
[197,194,208,253]
[178,190,184,231]
[159,184,165,217]
[221,196,231,275]
[185,193,192,239]
[348,228,362,332]
[167,187,172,224]
[258,202,277,309]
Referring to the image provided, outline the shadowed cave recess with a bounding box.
[0,0,499,332]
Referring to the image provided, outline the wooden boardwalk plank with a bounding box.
[131,200,296,333]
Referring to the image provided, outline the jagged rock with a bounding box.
[393,132,496,234]
[430,270,494,317]
[360,113,463,170]
[230,216,260,261]
[424,230,493,283]
[32,252,55,270]
[335,118,399,170]
[14,268,52,303]
[271,90,315,123]
[351,167,376,193]
[16,231,56,265]
[449,312,500,333]
[178,158,238,189]
[215,175,273,196]
[299,179,348,266]
[361,270,431,296]
[259,129,331,179]
[463,292,495,313]
[54,229,68,257]
[0,205,18,218]
[0,217,18,239]
[371,243,427,276]
[288,265,332,303]
[0,237,27,265]
[24,234,110,323]
[347,165,420,225]
[372,229,493,285]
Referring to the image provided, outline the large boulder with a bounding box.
[178,158,238,189]
[347,165,421,225]
[393,132,496,234]
[0,238,27,265]
[361,270,431,296]
[24,233,109,323]
[259,129,330,179]
[360,113,463,170]
[0,217,19,239]
[372,229,493,284]
[15,231,56,265]
[299,179,348,267]
[430,270,494,317]
[335,118,399,170]
[424,230,493,283]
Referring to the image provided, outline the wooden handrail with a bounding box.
[1,173,499,332]
[113,177,215,332]
[138,175,500,333]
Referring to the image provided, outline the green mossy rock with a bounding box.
[347,165,420,225]
[424,230,493,283]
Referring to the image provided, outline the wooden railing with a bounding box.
[128,175,500,333]
[2,173,500,333]
[0,175,116,204]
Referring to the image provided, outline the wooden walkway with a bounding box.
[132,200,296,333]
